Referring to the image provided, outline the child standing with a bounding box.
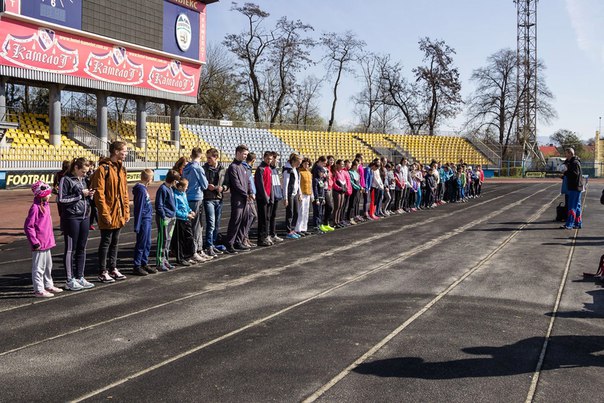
[25,181,62,297]
[171,178,198,266]
[155,169,179,271]
[132,169,156,276]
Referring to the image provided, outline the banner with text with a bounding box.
[0,18,201,96]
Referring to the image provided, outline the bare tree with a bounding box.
[288,75,323,129]
[183,43,246,120]
[413,38,462,135]
[466,48,556,159]
[353,52,384,132]
[321,31,365,132]
[379,55,426,134]
[264,17,314,127]
[223,2,273,123]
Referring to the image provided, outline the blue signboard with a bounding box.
[20,0,83,30]
[163,1,199,60]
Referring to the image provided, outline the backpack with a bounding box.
[555,202,567,222]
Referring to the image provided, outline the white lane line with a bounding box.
[0,186,524,313]
[69,186,556,402]
[303,192,559,403]
[524,189,587,403]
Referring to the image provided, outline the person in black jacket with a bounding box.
[562,148,583,229]
[225,145,250,254]
[202,148,227,256]
[255,151,274,246]
[58,158,95,291]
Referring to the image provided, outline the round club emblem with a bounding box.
[175,13,192,52]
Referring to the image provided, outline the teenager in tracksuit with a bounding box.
[283,153,302,239]
[155,169,179,271]
[132,169,155,276]
[269,151,284,242]
[58,158,95,291]
[255,151,274,246]
[171,178,197,265]
[203,148,227,256]
[225,145,251,254]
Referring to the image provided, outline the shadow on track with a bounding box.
[353,336,604,379]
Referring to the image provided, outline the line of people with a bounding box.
[23,141,485,297]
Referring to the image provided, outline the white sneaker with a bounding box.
[77,277,95,289]
[271,235,284,243]
[199,250,214,260]
[65,278,84,291]
[192,253,209,262]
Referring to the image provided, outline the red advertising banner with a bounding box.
[166,0,203,13]
[0,18,201,96]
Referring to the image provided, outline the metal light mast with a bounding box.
[515,0,544,170]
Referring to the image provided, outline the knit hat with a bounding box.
[31,180,52,199]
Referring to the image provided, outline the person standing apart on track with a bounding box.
[182,147,211,262]
[202,148,227,256]
[225,145,251,254]
[562,148,584,230]
[155,169,179,271]
[132,169,156,276]
[92,141,129,283]
[58,158,95,291]
[24,181,63,298]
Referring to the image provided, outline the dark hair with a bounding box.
[263,151,273,159]
[270,151,279,158]
[317,156,327,163]
[235,144,249,154]
[70,157,90,173]
[289,153,301,163]
[351,159,359,168]
[61,159,70,173]
[176,178,189,188]
[246,152,256,163]
[173,157,187,173]
[355,153,363,160]
[301,157,311,166]
[206,148,219,158]
[190,147,203,159]
[165,169,180,184]
[109,141,127,154]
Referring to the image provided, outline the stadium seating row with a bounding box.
[0,113,491,166]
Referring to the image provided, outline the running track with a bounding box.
[0,182,603,402]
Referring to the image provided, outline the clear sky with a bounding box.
[206,0,603,142]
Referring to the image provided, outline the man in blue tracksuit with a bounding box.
[132,169,155,276]
[183,147,209,257]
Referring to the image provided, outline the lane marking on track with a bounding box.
[303,190,560,403]
[0,186,529,314]
[68,186,556,402]
[524,188,587,403]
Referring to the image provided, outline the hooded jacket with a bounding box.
[91,157,130,230]
[24,198,56,251]
[183,160,208,202]
[173,188,193,220]
[564,156,583,191]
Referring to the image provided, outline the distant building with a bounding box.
[539,145,560,158]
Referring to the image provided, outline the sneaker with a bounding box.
[204,248,217,258]
[226,245,238,254]
[109,268,126,281]
[143,265,157,274]
[45,286,63,293]
[89,225,95,230]
[193,252,209,262]
[34,290,54,298]
[245,240,257,248]
[133,266,148,276]
[98,271,116,283]
[234,243,251,251]
[326,225,336,232]
[65,278,84,291]
[158,264,170,272]
[199,250,215,259]
[177,260,191,267]
[211,246,224,255]
[77,277,95,289]
[258,239,272,247]
[271,235,284,243]
[286,232,299,239]
[165,262,175,270]
[319,225,329,232]
[302,231,312,236]
[215,245,227,252]
[349,219,357,225]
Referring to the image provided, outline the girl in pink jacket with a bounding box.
[25,181,62,297]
